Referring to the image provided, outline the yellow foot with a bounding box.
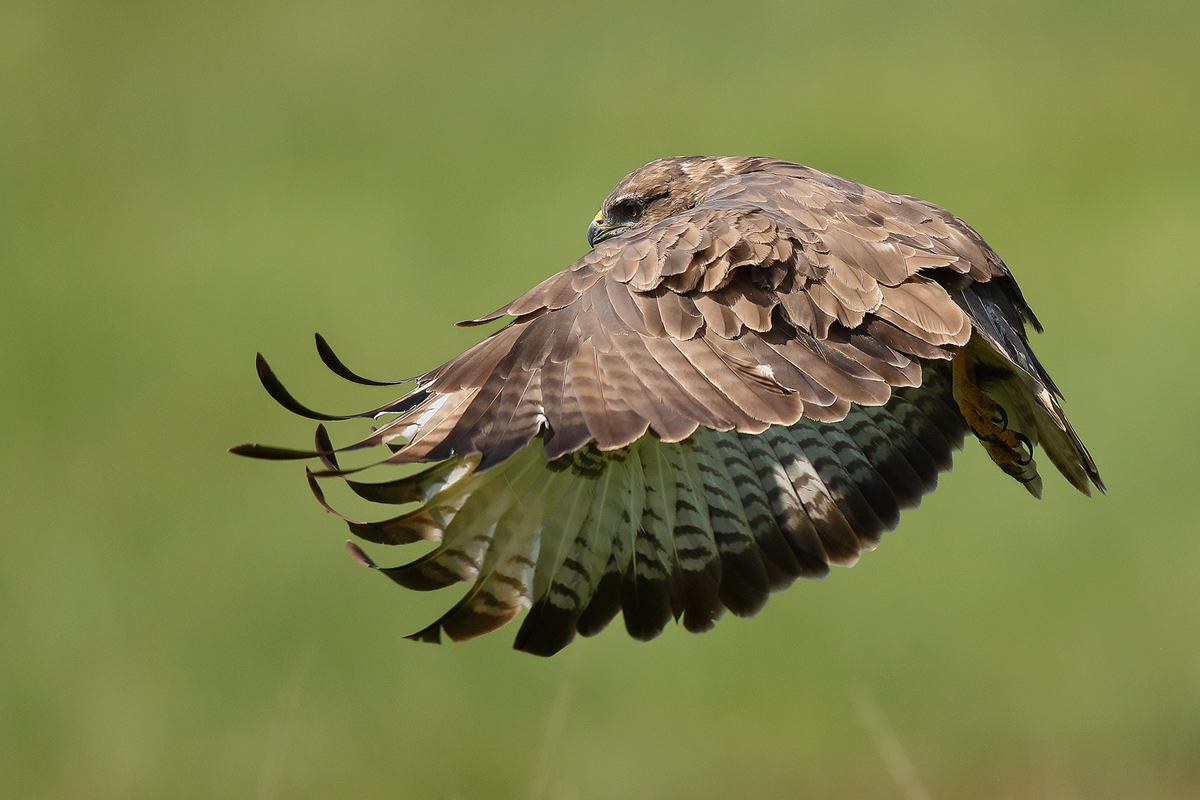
[952,349,1028,469]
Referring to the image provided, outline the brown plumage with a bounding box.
[233,156,1103,656]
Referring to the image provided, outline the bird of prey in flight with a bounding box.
[233,156,1102,656]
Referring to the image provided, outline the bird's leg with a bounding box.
[952,347,1026,468]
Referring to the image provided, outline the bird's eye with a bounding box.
[611,198,644,221]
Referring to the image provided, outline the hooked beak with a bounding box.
[587,211,622,248]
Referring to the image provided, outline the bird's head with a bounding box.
[586,156,748,247]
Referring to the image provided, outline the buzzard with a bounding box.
[233,156,1102,656]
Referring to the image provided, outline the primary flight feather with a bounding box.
[233,156,1102,656]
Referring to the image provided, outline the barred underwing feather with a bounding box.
[235,155,1101,656]
[514,450,631,654]
[886,392,957,474]
[574,443,646,638]
[574,555,623,638]
[691,431,772,617]
[345,489,468,546]
[840,407,932,510]
[783,422,887,553]
[345,457,476,506]
[708,429,806,590]
[763,426,862,567]
[860,404,943,496]
[612,448,646,579]
[738,431,832,578]
[620,440,677,640]
[814,421,901,538]
[895,366,966,445]
[530,470,597,602]
[377,444,548,591]
[666,440,724,633]
[431,542,536,643]
[408,451,577,641]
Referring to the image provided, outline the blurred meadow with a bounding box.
[3,0,1199,797]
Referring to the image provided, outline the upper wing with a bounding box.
[351,170,999,469]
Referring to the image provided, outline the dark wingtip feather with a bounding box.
[314,424,339,472]
[620,579,673,642]
[229,443,328,460]
[404,623,444,644]
[304,464,371,479]
[575,571,622,638]
[346,540,378,568]
[231,424,375,463]
[306,469,380,530]
[513,601,578,657]
[255,352,357,421]
[314,333,411,386]
[715,549,771,618]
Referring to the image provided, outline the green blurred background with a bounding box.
[3,1,1198,797]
